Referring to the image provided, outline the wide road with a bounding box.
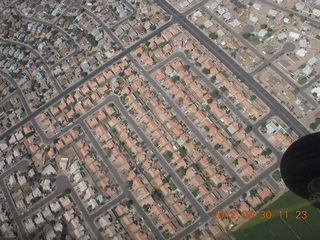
[154,0,310,138]
[0,21,173,141]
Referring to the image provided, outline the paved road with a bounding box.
[106,0,138,29]
[0,159,30,181]
[0,90,16,104]
[0,20,173,141]
[0,160,30,240]
[0,2,306,239]
[265,175,280,193]
[254,111,274,128]
[201,8,316,108]
[80,122,165,240]
[19,175,71,219]
[131,55,245,188]
[0,161,104,240]
[302,73,320,90]
[82,8,125,52]
[39,52,282,239]
[154,0,309,138]
[48,92,207,221]
[90,193,125,220]
[14,7,81,51]
[0,71,50,144]
[172,160,280,240]
[0,38,63,94]
[258,0,320,26]
[133,50,282,219]
[18,174,105,240]
[183,0,209,16]
[69,180,105,240]
[48,95,117,141]
[112,95,208,216]
[202,7,294,66]
[148,51,281,160]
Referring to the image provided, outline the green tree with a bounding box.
[178,146,187,158]
[209,32,218,40]
[163,150,173,162]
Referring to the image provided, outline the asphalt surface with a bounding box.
[79,94,209,235]
[47,95,117,141]
[0,38,63,93]
[0,159,104,240]
[0,71,50,144]
[19,174,106,240]
[0,20,173,141]
[148,51,281,159]
[134,51,283,239]
[80,122,165,240]
[172,159,280,240]
[0,160,30,240]
[201,8,316,108]
[90,193,125,220]
[111,95,208,217]
[154,0,310,138]
[0,1,311,239]
[258,0,320,26]
[129,55,245,189]
[302,73,320,90]
[19,175,71,219]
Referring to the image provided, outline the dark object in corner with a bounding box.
[281,132,320,207]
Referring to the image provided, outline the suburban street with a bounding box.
[147,51,281,160]
[0,160,30,240]
[0,20,174,140]
[0,38,63,93]
[110,95,208,216]
[90,193,126,220]
[172,159,280,240]
[0,0,316,239]
[258,0,320,26]
[80,122,165,240]
[111,92,283,240]
[154,0,310,138]
[0,71,50,144]
[131,55,246,188]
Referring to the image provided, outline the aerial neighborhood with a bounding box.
[0,0,319,240]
